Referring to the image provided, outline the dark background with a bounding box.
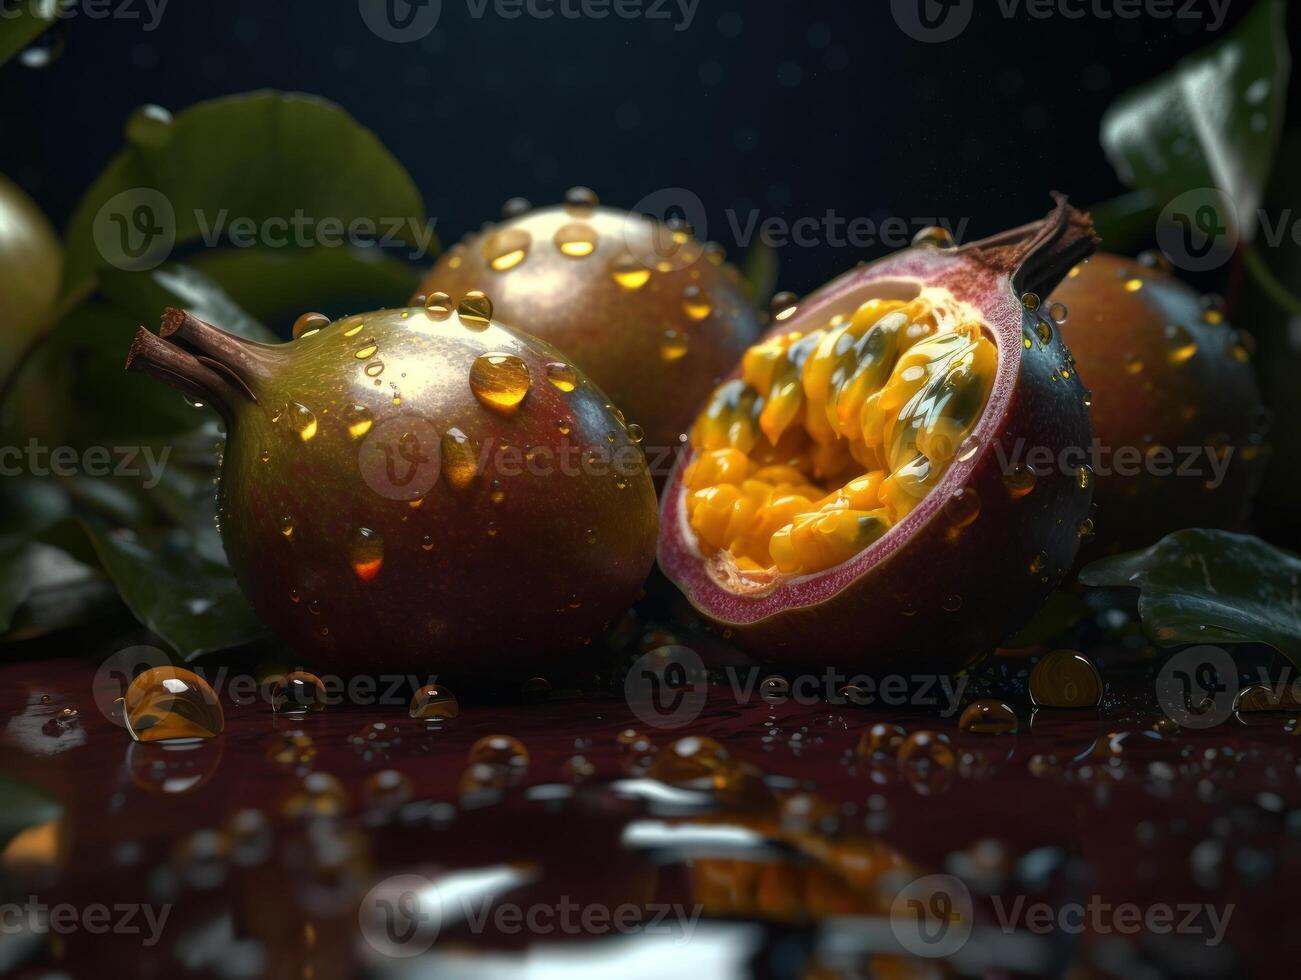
[3,0,1296,295]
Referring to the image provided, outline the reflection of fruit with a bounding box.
[125,304,657,676]
[660,197,1097,674]
[1050,253,1269,551]
[0,174,62,374]
[415,191,763,459]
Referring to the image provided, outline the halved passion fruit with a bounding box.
[659,196,1098,674]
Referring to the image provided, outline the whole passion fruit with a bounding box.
[658,196,1098,675]
[1049,252,1269,551]
[414,189,764,466]
[125,299,657,676]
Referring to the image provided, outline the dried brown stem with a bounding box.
[159,308,284,402]
[124,327,248,423]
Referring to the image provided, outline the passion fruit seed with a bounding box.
[685,292,996,576]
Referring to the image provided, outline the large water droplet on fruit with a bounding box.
[441,427,479,490]
[354,343,379,360]
[611,255,651,289]
[554,222,598,258]
[349,528,384,582]
[293,312,330,340]
[1003,464,1036,498]
[470,353,531,412]
[943,487,980,527]
[289,403,318,442]
[545,362,577,392]
[483,227,531,271]
[424,291,453,320]
[563,186,599,214]
[124,668,224,742]
[458,290,494,326]
[346,404,374,439]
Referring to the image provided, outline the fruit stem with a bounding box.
[966,193,1099,298]
[124,327,249,424]
[159,308,283,402]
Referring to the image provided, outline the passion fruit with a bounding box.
[414,189,764,465]
[659,196,1098,675]
[125,300,657,676]
[1049,252,1269,551]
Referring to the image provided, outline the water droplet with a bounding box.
[259,449,271,463]
[1028,550,1049,575]
[1123,278,1144,293]
[271,671,327,715]
[943,487,980,527]
[1035,319,1053,344]
[563,186,599,213]
[941,593,963,612]
[1123,352,1144,374]
[1165,323,1198,363]
[483,227,531,271]
[265,730,316,767]
[661,330,688,362]
[293,312,330,340]
[467,734,529,772]
[289,589,301,604]
[123,667,224,742]
[278,516,295,539]
[502,197,531,219]
[554,221,598,258]
[409,684,460,721]
[1003,464,1037,498]
[424,291,454,320]
[1020,292,1041,311]
[1047,302,1068,324]
[1077,464,1094,491]
[470,352,531,412]
[959,700,1018,734]
[354,343,378,360]
[856,723,907,761]
[342,317,366,338]
[345,404,374,439]
[682,285,713,321]
[627,423,645,444]
[457,290,494,325]
[441,428,479,490]
[771,291,798,320]
[912,225,955,248]
[759,675,790,703]
[545,361,577,392]
[289,403,318,442]
[365,360,385,378]
[1028,649,1102,707]
[364,770,413,807]
[349,528,384,582]
[611,254,651,289]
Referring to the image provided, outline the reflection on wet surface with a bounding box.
[2,641,1300,978]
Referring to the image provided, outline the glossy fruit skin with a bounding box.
[0,174,61,344]
[415,202,763,464]
[659,201,1097,675]
[146,308,657,677]
[1051,253,1268,552]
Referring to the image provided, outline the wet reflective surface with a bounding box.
[2,637,1300,979]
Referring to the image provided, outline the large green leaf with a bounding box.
[1080,529,1301,664]
[1099,0,1289,243]
[63,91,428,292]
[80,522,267,659]
[189,245,421,334]
[0,0,67,67]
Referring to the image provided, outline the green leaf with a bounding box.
[0,775,61,853]
[80,522,268,659]
[1080,529,1301,663]
[0,0,67,67]
[63,91,428,292]
[1099,0,1290,242]
[1086,190,1159,254]
[188,245,421,334]
[0,547,38,634]
[97,264,276,343]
